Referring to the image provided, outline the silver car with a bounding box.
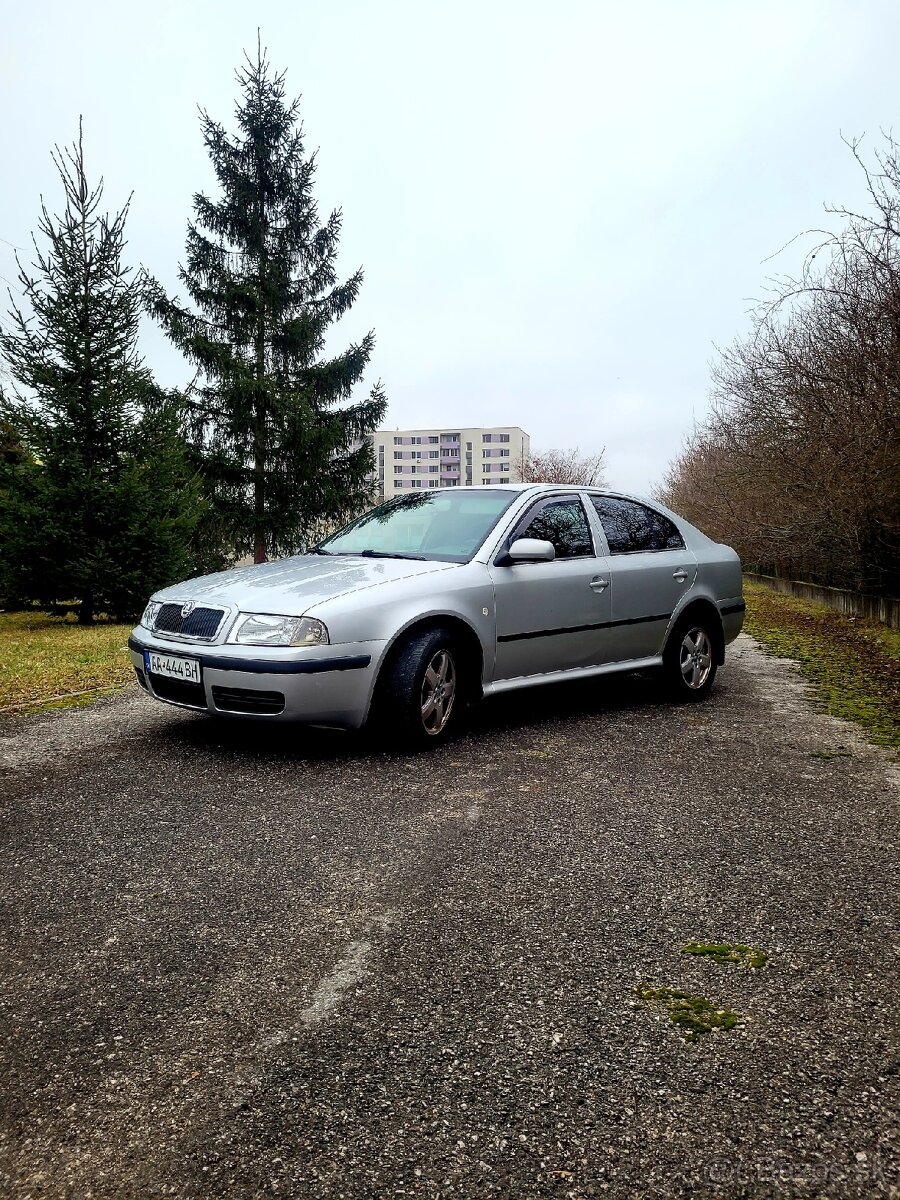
[128,484,745,745]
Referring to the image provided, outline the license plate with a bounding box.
[144,650,202,685]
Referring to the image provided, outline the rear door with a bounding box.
[488,494,612,680]
[587,495,697,662]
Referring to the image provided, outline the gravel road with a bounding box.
[1,635,898,1199]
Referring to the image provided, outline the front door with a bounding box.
[489,495,612,681]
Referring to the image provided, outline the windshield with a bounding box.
[317,490,519,562]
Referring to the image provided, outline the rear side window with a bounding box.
[590,496,685,554]
[516,497,594,559]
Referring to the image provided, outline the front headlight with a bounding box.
[232,613,330,647]
[141,600,162,630]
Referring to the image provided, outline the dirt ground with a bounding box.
[1,634,897,1198]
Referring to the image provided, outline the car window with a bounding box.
[319,489,519,562]
[516,497,594,559]
[589,496,685,554]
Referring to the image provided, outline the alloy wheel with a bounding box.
[679,627,713,690]
[420,648,457,735]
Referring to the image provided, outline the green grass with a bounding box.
[634,984,744,1042]
[0,610,134,715]
[743,582,900,750]
[681,941,768,969]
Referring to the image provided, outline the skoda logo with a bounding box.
[181,601,196,618]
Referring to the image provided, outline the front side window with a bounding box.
[590,496,685,553]
[515,497,594,559]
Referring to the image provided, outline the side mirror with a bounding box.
[507,537,556,563]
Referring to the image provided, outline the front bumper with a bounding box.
[128,631,384,728]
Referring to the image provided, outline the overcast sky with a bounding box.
[2,0,898,494]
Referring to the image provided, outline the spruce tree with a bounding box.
[150,46,387,563]
[0,126,203,622]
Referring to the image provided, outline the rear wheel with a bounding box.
[663,616,718,701]
[373,627,463,748]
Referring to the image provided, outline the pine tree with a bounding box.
[0,125,203,622]
[149,45,387,563]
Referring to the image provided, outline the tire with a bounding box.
[373,627,463,748]
[662,614,719,702]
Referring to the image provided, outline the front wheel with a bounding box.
[373,628,463,748]
[663,618,718,702]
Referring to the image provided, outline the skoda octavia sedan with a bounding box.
[128,485,745,745]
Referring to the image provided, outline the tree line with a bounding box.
[659,135,899,598]
[0,46,386,622]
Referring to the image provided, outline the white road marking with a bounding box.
[300,938,373,1027]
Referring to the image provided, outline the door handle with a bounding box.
[672,569,688,583]
[590,576,609,592]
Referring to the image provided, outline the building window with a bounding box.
[393,436,402,444]
[500,449,510,457]
[429,450,439,458]
[394,465,403,473]
[428,436,439,443]
[412,479,422,488]
[428,479,439,488]
[394,451,402,459]
[429,464,439,473]
[443,433,460,443]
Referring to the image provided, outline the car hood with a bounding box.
[153,555,457,615]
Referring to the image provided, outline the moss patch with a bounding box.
[809,749,852,761]
[681,941,767,969]
[0,611,133,714]
[635,984,744,1042]
[743,582,900,750]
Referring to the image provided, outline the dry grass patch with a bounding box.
[0,611,133,714]
[743,582,900,750]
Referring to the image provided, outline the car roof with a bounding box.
[446,482,659,505]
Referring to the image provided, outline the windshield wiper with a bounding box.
[357,549,428,561]
[307,545,333,555]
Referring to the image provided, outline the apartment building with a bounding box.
[370,426,530,499]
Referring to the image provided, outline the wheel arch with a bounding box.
[666,596,726,664]
[367,614,485,721]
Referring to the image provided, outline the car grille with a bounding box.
[154,603,226,641]
[148,675,207,709]
[212,686,285,715]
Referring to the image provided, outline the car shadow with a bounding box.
[149,669,669,765]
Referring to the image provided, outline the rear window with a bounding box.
[589,496,685,554]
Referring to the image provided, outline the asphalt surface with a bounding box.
[1,635,898,1199]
